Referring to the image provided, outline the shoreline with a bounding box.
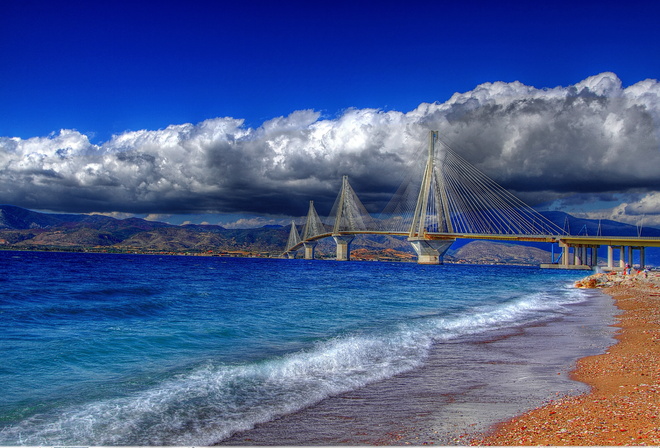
[473,271,660,445]
[217,274,617,446]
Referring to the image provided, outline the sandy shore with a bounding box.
[472,270,660,446]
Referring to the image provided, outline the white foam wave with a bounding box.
[0,283,589,445]
[1,332,431,445]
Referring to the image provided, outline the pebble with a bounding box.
[471,272,660,446]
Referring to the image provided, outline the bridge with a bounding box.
[283,131,660,269]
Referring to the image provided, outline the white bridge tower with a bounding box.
[407,131,455,264]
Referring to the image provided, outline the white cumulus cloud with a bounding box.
[1,72,659,226]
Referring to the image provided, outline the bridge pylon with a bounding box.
[283,220,301,258]
[328,175,377,261]
[301,201,325,259]
[302,200,326,240]
[330,175,379,234]
[407,130,455,264]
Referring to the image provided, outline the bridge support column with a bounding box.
[591,245,599,267]
[286,251,297,259]
[619,246,626,268]
[628,246,634,267]
[408,238,455,265]
[562,245,569,267]
[627,246,645,269]
[574,245,582,266]
[303,241,317,260]
[333,235,355,261]
[607,246,614,269]
[586,245,597,267]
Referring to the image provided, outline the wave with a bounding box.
[0,283,588,445]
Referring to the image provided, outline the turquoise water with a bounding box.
[0,251,607,445]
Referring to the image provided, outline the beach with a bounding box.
[218,272,617,446]
[474,270,660,445]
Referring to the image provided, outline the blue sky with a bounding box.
[1,0,660,227]
[2,0,658,142]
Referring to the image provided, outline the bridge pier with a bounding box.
[286,251,297,259]
[629,246,634,267]
[591,246,599,266]
[550,239,655,271]
[575,245,598,267]
[333,235,355,261]
[408,238,455,265]
[555,243,599,269]
[606,245,646,270]
[606,245,625,269]
[303,241,317,260]
[628,246,646,269]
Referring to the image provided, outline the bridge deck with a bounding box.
[286,231,660,253]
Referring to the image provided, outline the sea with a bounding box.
[0,250,617,446]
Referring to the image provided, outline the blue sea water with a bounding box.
[0,251,615,445]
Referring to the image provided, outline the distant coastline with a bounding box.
[0,204,554,265]
[4,204,659,266]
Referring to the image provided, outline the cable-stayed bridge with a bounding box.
[284,131,660,268]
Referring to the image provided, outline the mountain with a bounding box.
[446,240,552,265]
[541,211,660,237]
[0,204,116,230]
[0,205,289,255]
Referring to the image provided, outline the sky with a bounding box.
[1,0,660,228]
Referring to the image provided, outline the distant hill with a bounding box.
[541,211,660,237]
[446,240,553,266]
[0,205,289,255]
[0,204,116,230]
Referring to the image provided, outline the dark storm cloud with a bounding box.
[1,72,659,222]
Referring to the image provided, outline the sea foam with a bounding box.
[1,281,587,445]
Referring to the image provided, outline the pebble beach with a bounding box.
[473,270,660,445]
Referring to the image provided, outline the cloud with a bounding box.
[430,73,660,203]
[144,213,172,222]
[1,72,659,226]
[222,217,289,229]
[89,211,137,220]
